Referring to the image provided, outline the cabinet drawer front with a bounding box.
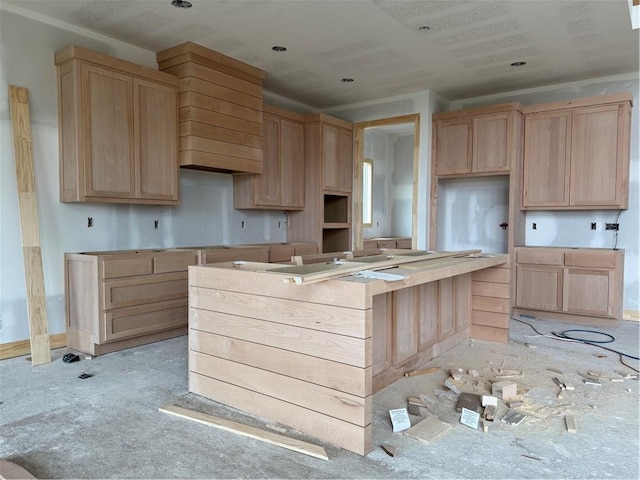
[377,240,397,249]
[293,244,318,256]
[103,272,187,309]
[564,250,617,269]
[102,258,153,278]
[203,247,270,264]
[395,238,412,249]
[104,298,187,342]
[268,245,295,263]
[516,248,564,266]
[154,251,197,273]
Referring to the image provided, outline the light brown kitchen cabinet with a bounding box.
[287,114,354,253]
[372,273,473,392]
[514,247,624,326]
[65,249,196,355]
[233,105,304,210]
[433,107,516,176]
[522,94,632,209]
[323,124,354,192]
[55,45,179,205]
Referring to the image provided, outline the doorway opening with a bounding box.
[353,114,420,249]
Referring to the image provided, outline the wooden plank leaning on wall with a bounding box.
[8,86,51,365]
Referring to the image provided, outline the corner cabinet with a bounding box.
[433,105,519,176]
[233,104,304,210]
[514,247,624,327]
[522,94,632,210]
[288,114,354,253]
[56,46,179,205]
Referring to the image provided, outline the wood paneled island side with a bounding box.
[187,252,507,455]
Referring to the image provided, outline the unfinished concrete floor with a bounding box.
[1,318,638,479]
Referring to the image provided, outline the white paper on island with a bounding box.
[389,408,411,432]
[352,270,408,281]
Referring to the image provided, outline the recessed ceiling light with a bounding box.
[418,25,431,32]
[271,46,287,52]
[341,78,354,83]
[171,0,192,8]
[510,61,527,67]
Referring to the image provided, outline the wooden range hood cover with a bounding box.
[157,42,266,174]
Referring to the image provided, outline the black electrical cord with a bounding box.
[612,209,622,250]
[552,329,615,344]
[513,317,640,373]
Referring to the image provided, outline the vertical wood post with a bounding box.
[9,85,51,365]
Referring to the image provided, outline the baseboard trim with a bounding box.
[0,332,67,360]
[623,310,639,322]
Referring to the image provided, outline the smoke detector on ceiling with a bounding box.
[171,0,192,8]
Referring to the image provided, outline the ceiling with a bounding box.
[4,0,639,109]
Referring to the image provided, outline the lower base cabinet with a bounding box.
[65,242,318,355]
[372,274,471,392]
[65,250,196,356]
[514,247,624,326]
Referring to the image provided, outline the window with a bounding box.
[362,158,373,226]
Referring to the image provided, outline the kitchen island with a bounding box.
[187,251,507,455]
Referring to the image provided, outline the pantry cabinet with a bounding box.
[514,247,624,326]
[287,113,354,253]
[233,105,304,210]
[522,94,632,209]
[55,45,179,204]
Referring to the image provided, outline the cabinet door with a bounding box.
[516,265,563,311]
[438,277,456,340]
[134,78,178,201]
[417,282,438,350]
[522,111,571,207]
[563,267,613,317]
[570,104,625,207]
[280,118,304,208]
[322,125,353,192]
[82,63,134,198]
[435,119,471,175]
[473,113,511,173]
[372,293,392,376]
[255,114,282,206]
[336,127,354,192]
[392,287,417,365]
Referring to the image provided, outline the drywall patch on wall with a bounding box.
[437,176,510,254]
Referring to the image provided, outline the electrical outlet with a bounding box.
[605,223,619,231]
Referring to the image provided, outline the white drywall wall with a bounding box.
[0,11,286,343]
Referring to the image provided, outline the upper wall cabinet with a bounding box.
[433,104,520,176]
[522,93,632,210]
[55,46,180,205]
[157,42,266,174]
[233,104,304,210]
[322,122,354,192]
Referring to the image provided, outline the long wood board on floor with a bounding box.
[159,404,328,460]
[9,85,51,366]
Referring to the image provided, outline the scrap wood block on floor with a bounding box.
[403,416,452,445]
